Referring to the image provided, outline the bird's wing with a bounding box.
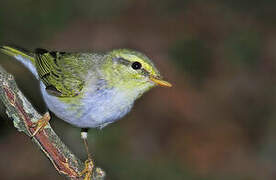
[35,49,87,97]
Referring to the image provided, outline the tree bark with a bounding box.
[0,66,105,180]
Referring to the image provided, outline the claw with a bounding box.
[30,112,51,137]
[79,159,94,180]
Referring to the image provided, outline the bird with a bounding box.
[0,45,172,177]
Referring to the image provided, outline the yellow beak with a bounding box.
[150,76,172,87]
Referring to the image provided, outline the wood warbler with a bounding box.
[0,45,172,177]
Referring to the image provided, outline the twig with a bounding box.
[0,66,105,180]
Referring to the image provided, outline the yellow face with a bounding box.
[107,49,172,88]
[118,51,159,77]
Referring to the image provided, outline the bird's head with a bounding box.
[101,49,171,97]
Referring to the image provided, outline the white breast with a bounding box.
[40,82,133,128]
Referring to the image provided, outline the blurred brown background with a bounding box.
[1,0,276,179]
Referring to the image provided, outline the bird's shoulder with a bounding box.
[34,49,102,97]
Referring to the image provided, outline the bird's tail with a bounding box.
[0,45,38,78]
[0,45,35,64]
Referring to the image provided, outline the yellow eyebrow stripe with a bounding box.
[119,54,158,76]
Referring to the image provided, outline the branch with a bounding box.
[0,66,105,180]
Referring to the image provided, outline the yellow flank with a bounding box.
[57,95,84,118]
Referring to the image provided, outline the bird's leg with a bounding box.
[31,112,51,137]
[79,128,94,179]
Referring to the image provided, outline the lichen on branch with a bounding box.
[0,66,105,180]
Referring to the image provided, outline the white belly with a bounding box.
[40,82,133,128]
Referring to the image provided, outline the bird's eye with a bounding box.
[131,61,142,70]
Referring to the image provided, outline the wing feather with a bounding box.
[35,49,85,97]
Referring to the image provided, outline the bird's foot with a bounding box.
[79,158,94,180]
[30,112,51,137]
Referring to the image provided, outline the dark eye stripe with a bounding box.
[113,57,131,65]
[113,57,150,76]
[141,68,150,76]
